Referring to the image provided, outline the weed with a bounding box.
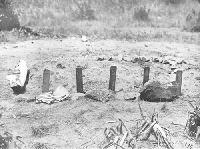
[31,142,51,149]
[72,0,96,21]
[31,124,58,138]
[134,7,150,22]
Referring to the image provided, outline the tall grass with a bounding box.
[1,0,200,41]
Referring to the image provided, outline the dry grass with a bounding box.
[31,124,58,138]
[0,0,200,42]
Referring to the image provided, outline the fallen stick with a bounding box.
[153,124,174,149]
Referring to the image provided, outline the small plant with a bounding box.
[134,7,150,22]
[72,0,95,20]
[163,0,184,5]
[0,0,11,8]
[31,124,58,138]
[184,9,200,32]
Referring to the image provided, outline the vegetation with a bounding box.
[0,0,200,42]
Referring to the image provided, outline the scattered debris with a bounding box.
[123,55,132,62]
[56,63,65,69]
[81,35,88,42]
[6,60,29,94]
[36,85,70,104]
[117,54,123,61]
[0,131,24,149]
[185,101,200,140]
[103,119,134,149]
[124,92,139,101]
[137,102,174,149]
[195,77,200,80]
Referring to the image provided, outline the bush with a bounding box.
[0,0,11,8]
[184,9,200,32]
[134,7,150,22]
[72,0,96,20]
[163,0,184,5]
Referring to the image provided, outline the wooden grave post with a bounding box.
[109,66,117,91]
[176,70,183,96]
[143,67,150,85]
[76,67,84,93]
[42,69,50,93]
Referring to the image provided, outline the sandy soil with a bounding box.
[0,35,200,149]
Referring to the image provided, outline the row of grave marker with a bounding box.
[42,66,182,96]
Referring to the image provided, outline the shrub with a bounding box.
[163,0,184,5]
[72,0,96,21]
[0,0,11,8]
[184,9,200,32]
[134,7,150,22]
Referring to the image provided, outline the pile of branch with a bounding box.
[135,102,174,149]
[103,102,174,149]
[185,101,200,140]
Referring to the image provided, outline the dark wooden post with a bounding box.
[109,66,117,91]
[76,67,84,93]
[42,69,50,93]
[143,67,150,85]
[176,70,183,96]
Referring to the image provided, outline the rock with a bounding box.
[169,60,176,66]
[97,55,106,61]
[176,58,183,64]
[152,57,160,62]
[139,56,146,62]
[117,54,123,61]
[162,59,170,64]
[71,93,85,101]
[81,35,88,42]
[170,65,177,71]
[195,77,200,80]
[132,55,139,63]
[140,81,176,102]
[123,55,132,62]
[124,92,140,101]
[145,56,151,62]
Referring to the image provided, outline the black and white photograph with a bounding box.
[0,0,200,148]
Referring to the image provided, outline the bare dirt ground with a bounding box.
[0,31,200,148]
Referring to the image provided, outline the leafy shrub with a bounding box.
[72,0,96,20]
[134,7,150,22]
[163,0,184,5]
[0,0,11,8]
[184,9,200,32]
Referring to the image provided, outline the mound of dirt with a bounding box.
[140,81,176,102]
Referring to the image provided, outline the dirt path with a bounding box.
[0,38,200,148]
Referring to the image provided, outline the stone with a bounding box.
[132,55,139,63]
[139,56,146,62]
[117,54,123,61]
[97,55,106,61]
[162,59,170,64]
[152,57,160,62]
[123,55,132,62]
[195,77,200,80]
[124,92,140,101]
